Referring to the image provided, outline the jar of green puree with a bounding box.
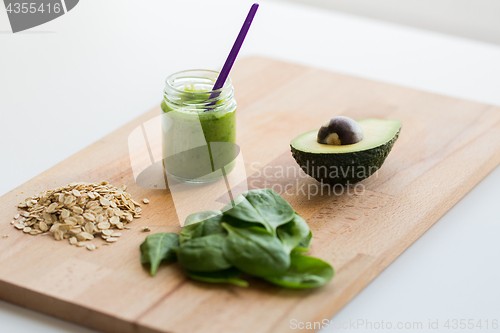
[161,70,237,183]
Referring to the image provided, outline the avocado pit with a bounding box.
[317,116,364,145]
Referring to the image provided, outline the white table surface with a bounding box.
[1,0,500,332]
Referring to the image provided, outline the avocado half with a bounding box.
[290,118,401,185]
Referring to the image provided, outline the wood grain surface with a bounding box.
[1,57,500,333]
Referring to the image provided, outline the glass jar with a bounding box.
[161,70,237,183]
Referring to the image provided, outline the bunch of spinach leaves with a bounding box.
[140,188,334,289]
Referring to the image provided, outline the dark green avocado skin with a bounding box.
[290,128,400,185]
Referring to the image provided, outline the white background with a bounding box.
[1,0,500,332]
[286,0,500,45]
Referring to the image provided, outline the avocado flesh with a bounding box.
[290,119,401,185]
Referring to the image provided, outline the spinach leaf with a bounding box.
[222,188,295,235]
[263,252,334,289]
[180,212,226,244]
[277,214,310,254]
[179,222,204,244]
[293,230,313,253]
[184,210,222,226]
[140,233,179,276]
[222,223,290,277]
[178,234,232,272]
[185,268,249,287]
[202,214,226,236]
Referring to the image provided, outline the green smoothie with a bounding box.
[161,79,237,183]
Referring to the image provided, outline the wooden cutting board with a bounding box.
[1,57,500,333]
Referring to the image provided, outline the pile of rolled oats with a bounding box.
[13,181,145,250]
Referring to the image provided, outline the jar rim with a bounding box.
[165,69,232,95]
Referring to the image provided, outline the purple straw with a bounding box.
[207,3,259,106]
